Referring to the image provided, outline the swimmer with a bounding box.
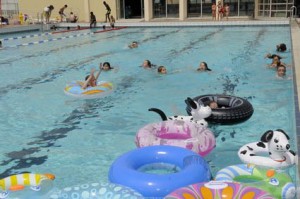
[157,66,167,74]
[197,62,211,71]
[268,55,286,68]
[209,101,218,109]
[142,60,152,68]
[276,65,286,78]
[82,64,102,89]
[276,43,287,52]
[0,40,2,49]
[265,53,283,60]
[101,62,114,71]
[129,41,138,48]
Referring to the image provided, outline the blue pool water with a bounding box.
[0,26,296,191]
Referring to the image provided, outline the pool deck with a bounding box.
[290,19,300,196]
[1,18,300,195]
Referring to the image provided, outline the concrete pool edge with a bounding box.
[290,19,300,197]
[0,19,291,35]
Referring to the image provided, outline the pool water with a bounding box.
[138,163,181,174]
[0,26,296,191]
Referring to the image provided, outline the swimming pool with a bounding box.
[0,25,297,195]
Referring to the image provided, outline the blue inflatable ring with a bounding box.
[109,145,211,198]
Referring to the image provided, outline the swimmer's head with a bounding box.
[102,62,113,70]
[209,101,218,109]
[129,41,138,48]
[142,60,152,68]
[276,43,287,52]
[277,65,286,77]
[197,62,211,71]
[158,66,167,74]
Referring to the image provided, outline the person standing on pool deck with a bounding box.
[103,1,111,23]
[211,3,216,20]
[59,5,68,22]
[90,12,97,28]
[44,5,54,23]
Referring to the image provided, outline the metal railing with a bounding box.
[290,6,297,19]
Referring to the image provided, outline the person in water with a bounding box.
[141,60,153,68]
[129,41,138,48]
[197,62,211,71]
[265,53,283,60]
[157,66,167,74]
[209,101,219,109]
[82,63,102,89]
[276,65,286,78]
[276,43,287,52]
[101,62,114,71]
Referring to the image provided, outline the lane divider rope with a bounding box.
[3,26,127,48]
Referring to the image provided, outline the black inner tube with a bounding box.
[186,95,254,125]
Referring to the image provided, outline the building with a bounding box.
[0,0,19,17]
[10,0,297,23]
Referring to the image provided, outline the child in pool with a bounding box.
[101,62,114,71]
[157,66,167,74]
[82,63,102,89]
[129,41,138,48]
[209,101,219,109]
[197,62,212,71]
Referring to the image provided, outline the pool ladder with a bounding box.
[290,6,297,18]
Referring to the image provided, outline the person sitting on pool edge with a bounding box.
[197,62,211,71]
[276,43,287,52]
[158,66,167,74]
[82,64,102,89]
[129,41,138,48]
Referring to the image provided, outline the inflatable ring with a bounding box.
[238,130,296,170]
[186,94,254,124]
[0,173,55,199]
[165,181,274,199]
[109,145,211,198]
[135,120,216,157]
[215,164,296,199]
[49,182,143,199]
[64,81,114,99]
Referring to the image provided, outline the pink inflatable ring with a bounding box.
[135,120,216,156]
